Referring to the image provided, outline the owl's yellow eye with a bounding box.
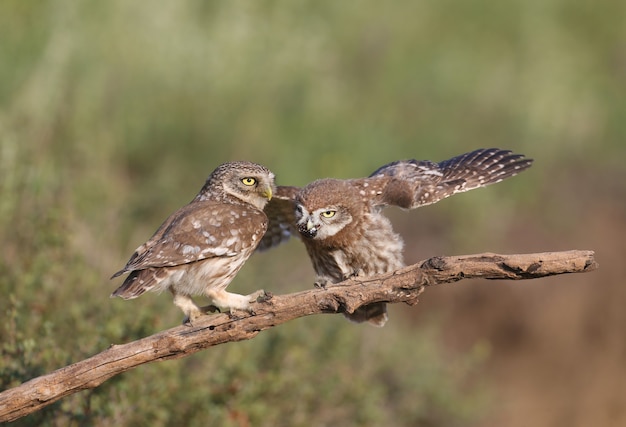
[241,177,257,186]
[321,210,336,218]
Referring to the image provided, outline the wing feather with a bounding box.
[257,185,300,251]
[369,148,533,209]
[112,201,267,277]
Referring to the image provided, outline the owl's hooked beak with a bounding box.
[299,218,318,238]
[262,186,273,201]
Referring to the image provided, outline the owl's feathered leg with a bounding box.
[205,289,267,315]
[171,291,204,326]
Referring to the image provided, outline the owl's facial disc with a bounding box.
[222,169,275,211]
[295,205,350,240]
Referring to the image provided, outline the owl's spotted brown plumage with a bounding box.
[261,148,533,327]
[111,161,275,325]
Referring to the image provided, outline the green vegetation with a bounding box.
[1,0,623,425]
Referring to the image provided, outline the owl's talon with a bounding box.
[182,307,206,326]
[227,310,245,320]
[256,291,273,303]
[351,268,365,278]
[200,304,220,314]
[314,280,328,289]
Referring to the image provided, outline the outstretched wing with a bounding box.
[257,185,301,251]
[368,148,533,209]
[111,200,267,277]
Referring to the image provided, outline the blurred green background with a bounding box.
[1,0,624,426]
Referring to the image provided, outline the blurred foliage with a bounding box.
[0,0,624,425]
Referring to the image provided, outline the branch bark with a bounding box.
[0,250,597,422]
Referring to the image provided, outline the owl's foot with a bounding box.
[199,304,220,314]
[237,290,272,316]
[181,304,224,326]
[181,306,204,327]
[171,293,206,327]
[206,289,267,316]
[314,279,330,289]
[350,268,365,279]
[254,290,273,303]
[227,311,245,320]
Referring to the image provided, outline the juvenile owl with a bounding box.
[111,161,275,325]
[260,148,533,327]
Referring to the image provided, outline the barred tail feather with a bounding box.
[110,270,155,299]
[344,302,388,327]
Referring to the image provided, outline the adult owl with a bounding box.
[111,161,275,325]
[260,148,533,327]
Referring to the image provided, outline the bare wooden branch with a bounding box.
[0,250,597,422]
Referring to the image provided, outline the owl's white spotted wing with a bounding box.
[257,185,301,251]
[368,148,533,209]
[112,201,268,277]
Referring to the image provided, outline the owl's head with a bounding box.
[294,179,358,240]
[199,161,275,210]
